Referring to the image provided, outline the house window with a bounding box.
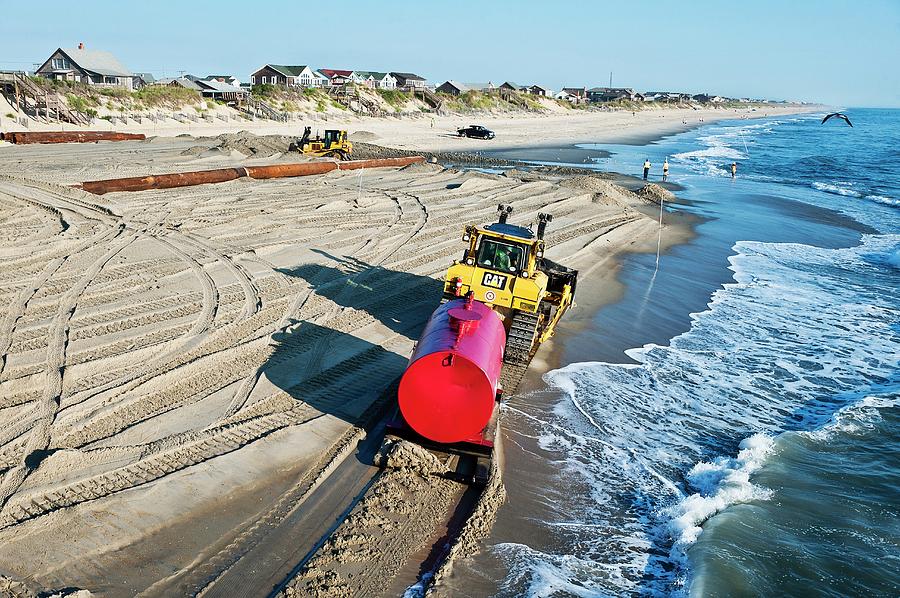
[251,75,256,84]
[51,58,67,70]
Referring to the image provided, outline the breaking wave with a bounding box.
[497,234,900,595]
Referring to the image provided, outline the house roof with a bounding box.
[60,47,132,77]
[205,74,236,81]
[529,84,549,91]
[588,87,637,94]
[135,72,155,83]
[197,79,246,93]
[319,69,353,78]
[390,72,426,81]
[158,77,203,90]
[266,65,310,77]
[501,82,521,89]
[439,80,469,92]
[354,71,390,80]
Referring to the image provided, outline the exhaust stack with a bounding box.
[497,204,513,224]
[537,213,553,239]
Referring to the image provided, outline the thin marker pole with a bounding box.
[656,196,663,269]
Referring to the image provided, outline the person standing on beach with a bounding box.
[663,159,669,182]
[643,158,651,180]
[731,162,737,178]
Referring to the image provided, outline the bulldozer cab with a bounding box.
[323,129,344,149]
[476,236,527,274]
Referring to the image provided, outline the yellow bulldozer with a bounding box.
[443,204,577,380]
[290,126,353,160]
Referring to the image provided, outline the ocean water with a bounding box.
[482,109,900,596]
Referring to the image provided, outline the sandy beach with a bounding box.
[0,103,813,153]
[0,122,699,596]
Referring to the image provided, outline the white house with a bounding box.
[250,65,321,87]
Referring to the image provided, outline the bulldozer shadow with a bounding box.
[262,253,443,435]
[266,319,408,428]
[276,251,444,339]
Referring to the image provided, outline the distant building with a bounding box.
[250,65,321,87]
[587,87,644,102]
[196,79,248,103]
[318,69,355,87]
[390,72,427,89]
[204,74,241,87]
[527,84,551,97]
[36,43,134,89]
[556,87,587,103]
[499,82,522,91]
[353,71,397,89]
[464,82,496,92]
[436,80,469,95]
[133,72,155,89]
[157,77,203,91]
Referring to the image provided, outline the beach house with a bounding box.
[556,88,587,104]
[436,81,469,95]
[132,73,155,90]
[204,74,241,87]
[500,82,522,91]
[195,79,248,103]
[318,69,355,87]
[250,65,321,88]
[527,85,551,97]
[352,71,397,90]
[390,72,427,90]
[587,87,644,103]
[36,43,134,90]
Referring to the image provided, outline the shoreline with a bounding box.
[435,111,891,596]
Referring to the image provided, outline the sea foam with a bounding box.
[498,234,900,596]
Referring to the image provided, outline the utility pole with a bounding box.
[609,71,613,88]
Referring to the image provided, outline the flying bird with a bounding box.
[822,112,853,127]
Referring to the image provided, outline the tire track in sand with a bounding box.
[0,227,133,512]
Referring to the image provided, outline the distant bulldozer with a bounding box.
[289,126,353,160]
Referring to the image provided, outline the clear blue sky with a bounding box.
[2,0,898,107]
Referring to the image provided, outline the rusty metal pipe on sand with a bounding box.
[81,167,247,195]
[79,155,427,194]
[1,131,146,144]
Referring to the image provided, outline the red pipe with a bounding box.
[2,131,145,144]
[398,297,506,444]
[81,168,247,195]
[79,156,427,194]
[245,162,338,179]
[338,156,426,170]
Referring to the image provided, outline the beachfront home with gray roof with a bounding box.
[436,80,469,95]
[587,87,645,102]
[390,72,427,90]
[500,82,522,91]
[36,43,134,89]
[250,65,321,87]
[157,77,203,91]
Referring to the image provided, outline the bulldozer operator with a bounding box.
[495,245,513,272]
